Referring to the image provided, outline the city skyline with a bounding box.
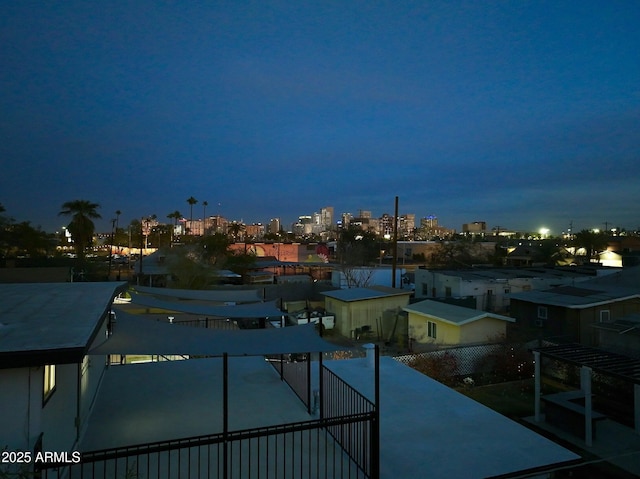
[1,2,639,235]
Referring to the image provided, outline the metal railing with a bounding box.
[38,350,379,479]
[321,365,377,478]
[156,317,240,330]
[269,354,312,412]
[38,415,373,478]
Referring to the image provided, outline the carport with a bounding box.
[532,343,640,446]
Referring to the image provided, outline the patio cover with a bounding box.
[90,312,344,356]
[133,286,261,303]
[128,292,283,318]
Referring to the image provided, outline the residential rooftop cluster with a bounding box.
[2,199,640,478]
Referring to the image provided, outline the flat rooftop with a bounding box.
[80,356,312,451]
[0,282,126,366]
[81,353,579,478]
[326,357,579,479]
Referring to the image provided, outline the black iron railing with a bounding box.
[268,354,312,412]
[37,414,373,479]
[40,350,379,479]
[156,317,240,330]
[321,365,377,478]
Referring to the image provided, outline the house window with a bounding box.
[599,310,610,323]
[445,287,452,298]
[504,288,510,294]
[422,283,429,296]
[537,306,548,320]
[427,321,437,339]
[43,365,56,404]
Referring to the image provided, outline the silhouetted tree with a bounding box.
[573,229,608,263]
[336,226,379,265]
[58,200,101,261]
[186,196,198,233]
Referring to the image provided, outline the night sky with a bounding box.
[1,1,639,235]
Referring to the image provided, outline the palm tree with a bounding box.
[167,210,182,246]
[227,222,245,243]
[573,229,609,263]
[202,201,209,235]
[186,196,198,234]
[58,200,101,261]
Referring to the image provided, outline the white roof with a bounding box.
[509,285,640,309]
[404,299,515,325]
[0,282,126,366]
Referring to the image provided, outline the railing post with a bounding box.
[223,353,228,478]
[307,352,312,414]
[371,344,380,479]
[319,354,324,420]
[280,354,284,380]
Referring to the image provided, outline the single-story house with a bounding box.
[321,286,412,338]
[404,299,515,348]
[0,282,126,453]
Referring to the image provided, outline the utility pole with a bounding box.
[392,196,399,288]
[108,218,116,279]
[138,218,144,285]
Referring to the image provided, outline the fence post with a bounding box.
[319,353,324,420]
[534,351,541,422]
[223,353,229,478]
[307,352,312,414]
[371,344,380,479]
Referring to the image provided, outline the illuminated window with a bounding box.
[427,321,437,339]
[43,365,56,404]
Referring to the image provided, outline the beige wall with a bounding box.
[459,317,508,344]
[325,295,410,338]
[409,312,508,347]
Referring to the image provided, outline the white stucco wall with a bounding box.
[41,363,78,452]
[79,320,110,436]
[0,367,42,451]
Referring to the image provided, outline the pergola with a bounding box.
[532,343,640,446]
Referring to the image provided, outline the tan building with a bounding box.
[321,286,412,338]
[405,299,514,349]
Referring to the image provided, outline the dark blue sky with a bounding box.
[1,1,639,234]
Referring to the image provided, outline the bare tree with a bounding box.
[340,265,375,288]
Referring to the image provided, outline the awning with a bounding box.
[89,312,344,356]
[128,292,283,318]
[133,286,261,303]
